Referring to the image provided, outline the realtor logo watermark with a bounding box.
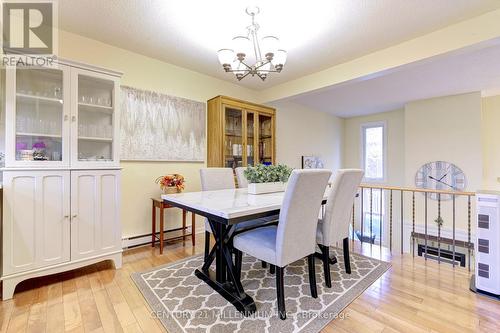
[1,0,58,67]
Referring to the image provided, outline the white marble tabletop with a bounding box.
[161,188,330,220]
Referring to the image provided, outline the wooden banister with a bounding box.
[359,184,475,196]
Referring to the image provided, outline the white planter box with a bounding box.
[248,182,287,195]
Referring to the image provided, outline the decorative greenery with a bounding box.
[243,164,293,184]
[434,216,444,228]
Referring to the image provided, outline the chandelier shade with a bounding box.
[232,36,251,58]
[217,49,235,66]
[216,7,287,81]
[261,36,279,59]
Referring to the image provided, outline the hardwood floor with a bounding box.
[1,235,499,333]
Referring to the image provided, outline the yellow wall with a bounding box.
[269,100,343,170]
[482,95,500,190]
[343,93,484,236]
[57,30,344,238]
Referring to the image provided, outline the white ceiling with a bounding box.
[288,41,500,117]
[58,0,500,90]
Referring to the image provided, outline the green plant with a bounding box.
[243,164,293,184]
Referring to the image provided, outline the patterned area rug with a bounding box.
[132,248,390,333]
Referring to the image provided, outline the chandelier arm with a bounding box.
[238,71,252,81]
[239,61,253,70]
[254,60,270,70]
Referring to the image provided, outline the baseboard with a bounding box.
[122,229,203,249]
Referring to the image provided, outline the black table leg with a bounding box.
[195,218,256,315]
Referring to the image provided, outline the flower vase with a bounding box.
[163,186,179,194]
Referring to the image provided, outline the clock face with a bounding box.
[415,161,466,200]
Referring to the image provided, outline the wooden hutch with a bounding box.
[207,96,276,169]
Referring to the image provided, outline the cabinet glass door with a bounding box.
[74,71,117,165]
[13,67,68,166]
[258,113,273,164]
[246,111,255,166]
[224,106,243,169]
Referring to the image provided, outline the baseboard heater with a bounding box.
[417,244,466,267]
[122,227,194,249]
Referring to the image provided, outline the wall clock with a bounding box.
[415,161,466,200]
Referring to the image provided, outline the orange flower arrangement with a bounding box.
[155,174,185,193]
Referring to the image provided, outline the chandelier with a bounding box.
[217,7,287,81]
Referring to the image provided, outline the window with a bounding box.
[356,122,386,245]
[362,122,386,181]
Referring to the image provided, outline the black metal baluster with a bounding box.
[424,192,428,261]
[412,191,415,257]
[352,202,355,241]
[379,188,383,247]
[400,191,404,255]
[437,193,441,264]
[370,187,373,247]
[361,188,364,244]
[452,194,456,268]
[468,195,471,272]
[390,189,393,252]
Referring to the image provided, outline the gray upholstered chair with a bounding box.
[233,169,332,320]
[200,168,235,261]
[316,169,364,288]
[200,168,276,262]
[235,167,248,188]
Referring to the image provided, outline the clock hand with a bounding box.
[428,176,457,190]
[438,173,448,181]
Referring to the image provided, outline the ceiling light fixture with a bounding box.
[217,6,287,81]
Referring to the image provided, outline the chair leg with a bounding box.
[319,245,332,288]
[270,264,275,274]
[343,237,351,274]
[261,261,267,268]
[307,254,318,298]
[276,266,286,320]
[204,231,210,262]
[234,249,242,282]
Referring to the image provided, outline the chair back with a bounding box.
[320,169,364,246]
[199,168,235,191]
[276,169,331,267]
[235,167,248,188]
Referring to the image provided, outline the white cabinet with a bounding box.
[5,63,71,168]
[4,61,120,168]
[2,170,71,275]
[1,59,123,300]
[71,67,120,168]
[71,170,121,260]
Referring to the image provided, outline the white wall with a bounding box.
[269,100,343,171]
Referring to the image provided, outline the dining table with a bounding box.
[161,187,330,316]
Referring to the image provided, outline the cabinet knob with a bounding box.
[64,115,69,121]
[64,215,69,218]
[72,215,77,218]
[71,116,76,122]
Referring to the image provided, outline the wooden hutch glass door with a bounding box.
[258,113,273,164]
[224,106,243,169]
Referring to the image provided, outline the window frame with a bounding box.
[360,121,387,183]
